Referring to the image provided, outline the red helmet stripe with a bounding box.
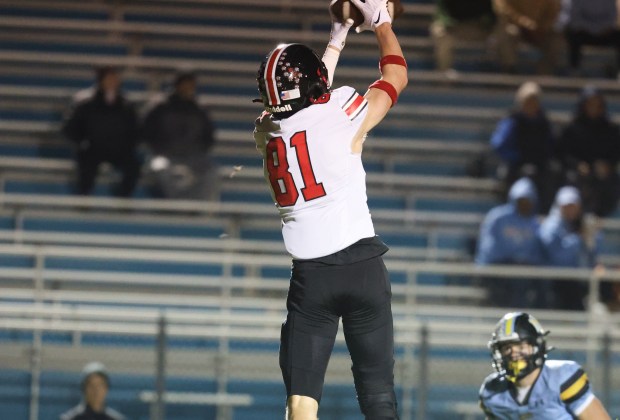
[265,45,288,106]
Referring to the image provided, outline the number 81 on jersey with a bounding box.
[266,131,326,207]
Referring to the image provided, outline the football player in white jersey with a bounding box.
[479,312,611,420]
[253,0,407,419]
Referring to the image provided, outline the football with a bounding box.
[389,0,404,21]
[329,0,404,27]
[329,0,364,27]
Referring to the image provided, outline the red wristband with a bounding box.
[379,55,408,73]
[369,80,398,107]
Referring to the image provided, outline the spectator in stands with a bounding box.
[141,71,218,200]
[492,0,563,74]
[565,0,620,78]
[539,186,602,310]
[480,312,611,419]
[60,361,124,420]
[430,0,496,75]
[62,67,141,197]
[557,86,620,217]
[475,177,547,308]
[491,81,560,212]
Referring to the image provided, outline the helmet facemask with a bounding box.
[488,312,549,382]
[256,44,330,118]
[491,339,544,382]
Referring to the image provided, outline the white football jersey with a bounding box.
[254,86,375,259]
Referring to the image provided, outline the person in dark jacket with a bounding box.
[59,362,124,420]
[430,0,496,73]
[564,0,620,77]
[141,71,218,200]
[557,86,620,217]
[491,81,560,212]
[62,67,141,197]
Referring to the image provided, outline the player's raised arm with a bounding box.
[348,0,407,150]
[322,1,355,86]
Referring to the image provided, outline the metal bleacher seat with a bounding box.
[414,197,496,213]
[2,177,153,198]
[0,141,71,159]
[0,251,35,269]
[22,215,226,238]
[0,39,128,57]
[393,160,468,177]
[0,2,109,20]
[0,370,30,419]
[368,194,408,210]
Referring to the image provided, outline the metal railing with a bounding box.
[2,269,619,420]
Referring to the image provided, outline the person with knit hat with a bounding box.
[59,362,124,420]
[141,69,218,200]
[557,86,620,217]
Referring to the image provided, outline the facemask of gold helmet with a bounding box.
[488,312,550,382]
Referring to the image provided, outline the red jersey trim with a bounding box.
[342,93,367,120]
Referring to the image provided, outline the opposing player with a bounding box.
[480,312,611,419]
[253,0,407,418]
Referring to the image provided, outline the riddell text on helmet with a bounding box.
[267,104,293,113]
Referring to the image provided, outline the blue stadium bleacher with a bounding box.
[367,195,408,210]
[0,253,36,268]
[415,197,496,213]
[124,12,302,32]
[0,74,146,91]
[0,370,30,420]
[2,0,620,419]
[0,143,71,159]
[4,179,153,198]
[0,40,128,56]
[393,161,467,177]
[23,217,225,238]
[44,256,223,276]
[0,5,109,20]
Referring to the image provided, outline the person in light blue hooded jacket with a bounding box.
[539,186,601,310]
[476,177,547,308]
[476,177,543,265]
[539,186,598,267]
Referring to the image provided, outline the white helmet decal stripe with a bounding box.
[265,44,289,106]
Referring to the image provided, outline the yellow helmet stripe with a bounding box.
[504,314,515,336]
[560,372,588,402]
